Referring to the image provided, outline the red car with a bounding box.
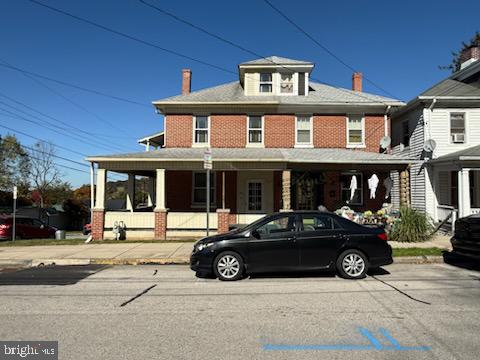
[0,216,57,240]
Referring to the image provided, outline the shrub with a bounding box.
[389,207,434,242]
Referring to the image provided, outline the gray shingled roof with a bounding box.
[88,147,413,164]
[431,144,480,163]
[153,81,402,105]
[421,78,480,97]
[239,56,313,66]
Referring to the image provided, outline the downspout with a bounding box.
[427,98,437,221]
[384,105,391,137]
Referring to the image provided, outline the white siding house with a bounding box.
[391,56,480,226]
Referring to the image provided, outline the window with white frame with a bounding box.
[193,172,215,205]
[450,113,465,143]
[347,115,364,146]
[248,116,263,144]
[259,73,272,93]
[247,181,263,211]
[194,116,209,144]
[280,73,294,93]
[296,116,312,145]
[340,172,363,205]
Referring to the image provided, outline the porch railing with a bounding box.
[104,212,155,229]
[168,212,218,230]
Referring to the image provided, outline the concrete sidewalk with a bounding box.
[0,234,451,267]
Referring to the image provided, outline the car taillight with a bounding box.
[377,232,388,241]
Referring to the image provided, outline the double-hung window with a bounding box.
[192,172,215,205]
[450,113,465,143]
[296,115,312,146]
[194,116,209,145]
[347,115,364,147]
[247,181,263,211]
[247,116,263,145]
[259,73,272,93]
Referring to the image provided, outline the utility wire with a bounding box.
[262,0,398,99]
[0,108,126,154]
[0,62,149,108]
[0,57,136,140]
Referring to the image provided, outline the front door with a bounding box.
[296,213,345,268]
[247,213,299,272]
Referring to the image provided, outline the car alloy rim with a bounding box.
[217,255,240,279]
[342,253,365,277]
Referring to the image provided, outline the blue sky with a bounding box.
[0,0,479,187]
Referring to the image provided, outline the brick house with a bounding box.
[87,56,414,240]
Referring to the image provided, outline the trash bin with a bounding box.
[55,230,66,240]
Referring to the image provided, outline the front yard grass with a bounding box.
[392,247,444,257]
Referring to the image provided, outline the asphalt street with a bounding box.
[0,262,479,360]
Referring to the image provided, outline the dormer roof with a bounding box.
[239,56,314,67]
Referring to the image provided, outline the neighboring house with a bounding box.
[87,56,413,240]
[391,46,480,225]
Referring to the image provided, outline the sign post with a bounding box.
[12,186,17,242]
[203,148,212,236]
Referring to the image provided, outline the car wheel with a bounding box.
[213,251,244,281]
[336,249,368,279]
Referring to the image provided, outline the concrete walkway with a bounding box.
[0,235,451,267]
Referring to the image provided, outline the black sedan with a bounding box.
[451,214,480,261]
[190,211,392,281]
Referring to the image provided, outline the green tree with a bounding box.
[0,134,30,194]
[442,31,480,72]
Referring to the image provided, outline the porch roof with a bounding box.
[430,144,480,164]
[87,147,415,165]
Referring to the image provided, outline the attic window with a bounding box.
[259,73,272,93]
[280,73,294,93]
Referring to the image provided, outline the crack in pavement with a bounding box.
[371,275,431,305]
[120,284,157,307]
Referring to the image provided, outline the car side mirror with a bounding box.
[251,230,261,239]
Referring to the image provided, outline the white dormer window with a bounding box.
[193,115,209,145]
[280,73,294,93]
[259,73,272,93]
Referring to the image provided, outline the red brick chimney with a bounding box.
[182,69,191,95]
[460,46,480,69]
[352,72,362,92]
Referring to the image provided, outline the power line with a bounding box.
[22,143,89,168]
[26,0,235,75]
[0,108,127,154]
[0,62,150,108]
[0,123,87,157]
[0,57,137,140]
[0,90,135,141]
[262,0,398,99]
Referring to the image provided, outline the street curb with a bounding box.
[1,256,445,268]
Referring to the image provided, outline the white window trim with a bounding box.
[246,180,265,213]
[295,115,313,148]
[277,72,297,96]
[259,72,273,94]
[449,111,467,145]
[246,115,264,147]
[192,115,210,147]
[191,171,216,208]
[346,115,366,148]
[341,172,364,206]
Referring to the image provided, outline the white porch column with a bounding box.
[95,168,107,209]
[458,168,471,217]
[155,169,166,210]
[126,174,135,212]
[147,176,155,207]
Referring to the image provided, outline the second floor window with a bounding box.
[296,116,312,145]
[259,73,272,93]
[248,116,263,144]
[194,116,209,144]
[347,115,364,146]
[280,73,294,93]
[402,121,410,147]
[450,112,465,143]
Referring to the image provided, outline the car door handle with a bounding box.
[287,236,297,242]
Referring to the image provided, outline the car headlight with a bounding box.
[197,242,214,252]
